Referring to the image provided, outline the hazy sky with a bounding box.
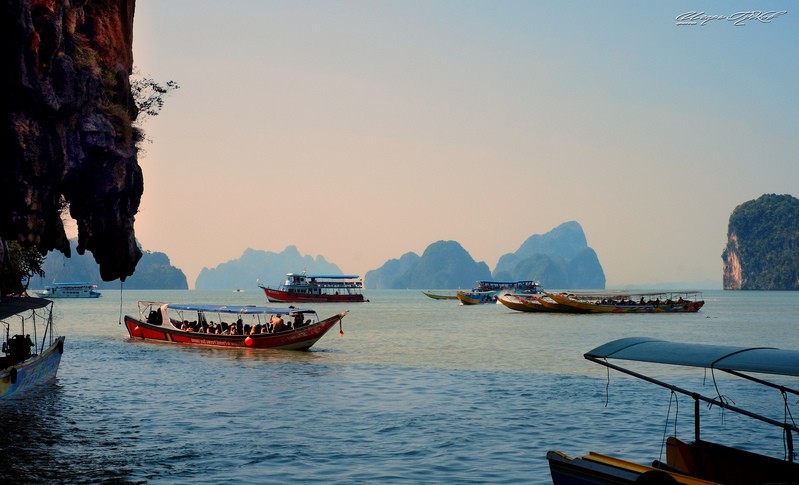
[127,1,798,289]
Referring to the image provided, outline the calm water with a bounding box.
[2,289,798,484]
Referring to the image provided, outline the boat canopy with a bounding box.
[586,337,799,378]
[564,290,701,298]
[157,303,314,315]
[0,297,53,319]
[292,274,359,279]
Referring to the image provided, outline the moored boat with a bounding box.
[498,294,557,312]
[547,337,799,484]
[36,281,101,298]
[124,301,347,351]
[422,291,458,300]
[259,272,366,303]
[1,297,65,399]
[456,280,542,305]
[546,290,704,313]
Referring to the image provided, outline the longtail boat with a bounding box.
[422,291,458,300]
[546,290,704,313]
[498,294,557,312]
[548,337,799,484]
[259,271,366,303]
[457,280,542,305]
[124,301,346,351]
[1,297,65,399]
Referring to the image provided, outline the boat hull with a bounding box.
[498,294,558,312]
[547,293,704,313]
[124,313,346,350]
[0,336,65,400]
[262,287,364,303]
[456,290,502,305]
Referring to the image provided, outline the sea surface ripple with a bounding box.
[1,289,798,484]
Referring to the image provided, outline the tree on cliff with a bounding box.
[722,194,799,290]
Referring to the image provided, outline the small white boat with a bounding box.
[37,282,101,298]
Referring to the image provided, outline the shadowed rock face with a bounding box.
[1,0,142,282]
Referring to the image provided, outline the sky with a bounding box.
[125,1,798,289]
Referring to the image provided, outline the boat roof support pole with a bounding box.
[694,396,700,443]
[585,356,799,437]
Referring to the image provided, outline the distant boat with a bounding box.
[422,291,458,300]
[36,282,101,298]
[124,301,346,351]
[259,272,366,303]
[1,297,66,400]
[457,280,542,305]
[545,290,704,313]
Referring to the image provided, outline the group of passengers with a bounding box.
[597,297,687,306]
[175,313,310,334]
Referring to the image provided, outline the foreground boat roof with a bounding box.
[586,337,799,378]
[0,297,53,319]
[147,302,314,315]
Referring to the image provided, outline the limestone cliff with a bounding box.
[722,194,799,290]
[1,0,142,285]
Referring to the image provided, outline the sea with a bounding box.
[2,289,798,484]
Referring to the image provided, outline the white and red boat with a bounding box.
[124,301,346,351]
[259,272,366,303]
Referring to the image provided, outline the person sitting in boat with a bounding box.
[250,324,262,335]
[271,314,285,333]
[292,313,304,328]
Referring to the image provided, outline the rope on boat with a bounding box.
[659,390,679,464]
[118,280,124,325]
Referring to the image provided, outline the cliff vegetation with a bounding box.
[722,194,799,290]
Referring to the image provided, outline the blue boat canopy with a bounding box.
[0,297,53,319]
[586,337,799,378]
[164,303,314,315]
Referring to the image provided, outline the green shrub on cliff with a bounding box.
[723,194,799,290]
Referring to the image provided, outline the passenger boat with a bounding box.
[36,281,101,298]
[456,280,542,305]
[259,272,365,303]
[547,337,799,484]
[545,290,704,313]
[422,291,458,300]
[1,297,66,399]
[124,301,347,351]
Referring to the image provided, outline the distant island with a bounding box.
[33,223,608,291]
[722,194,799,290]
[195,246,341,290]
[365,221,605,290]
[29,239,187,290]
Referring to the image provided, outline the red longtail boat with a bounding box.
[124,301,346,351]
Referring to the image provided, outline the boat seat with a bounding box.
[584,452,719,485]
[666,437,799,484]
